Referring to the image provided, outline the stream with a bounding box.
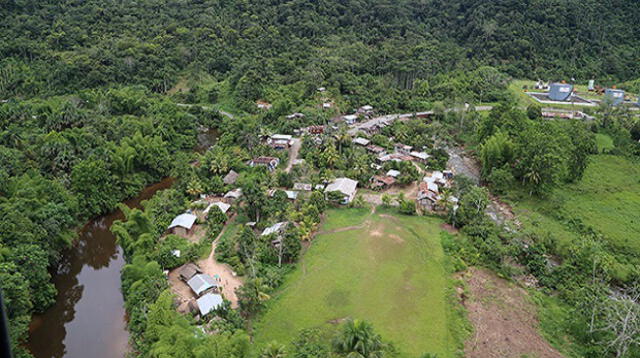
[27,178,175,358]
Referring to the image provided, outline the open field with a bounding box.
[253,208,465,357]
[510,154,640,271]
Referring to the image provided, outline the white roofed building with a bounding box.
[325,178,358,204]
[168,213,197,236]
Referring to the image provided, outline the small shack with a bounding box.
[179,263,202,282]
[168,213,198,236]
[549,83,573,101]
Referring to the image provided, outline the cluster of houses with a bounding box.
[178,263,224,317]
[416,170,458,212]
[350,138,432,190]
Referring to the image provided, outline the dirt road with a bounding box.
[285,138,302,173]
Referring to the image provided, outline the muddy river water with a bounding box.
[27,178,175,358]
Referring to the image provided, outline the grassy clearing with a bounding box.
[253,209,464,357]
[510,154,640,267]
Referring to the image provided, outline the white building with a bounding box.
[325,178,358,204]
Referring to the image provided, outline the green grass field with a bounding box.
[253,209,464,357]
[511,154,640,269]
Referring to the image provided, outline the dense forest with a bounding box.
[2,0,640,101]
[1,0,640,357]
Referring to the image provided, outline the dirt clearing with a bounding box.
[461,267,564,358]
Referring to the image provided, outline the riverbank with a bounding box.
[27,178,174,358]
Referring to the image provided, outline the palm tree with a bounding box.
[260,342,287,358]
[333,319,386,358]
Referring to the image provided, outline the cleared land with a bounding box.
[461,267,564,358]
[253,208,464,357]
[512,154,640,271]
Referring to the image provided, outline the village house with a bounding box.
[293,183,312,191]
[222,170,239,185]
[268,189,298,200]
[306,125,325,134]
[203,201,231,216]
[256,101,272,110]
[417,182,440,211]
[249,156,280,171]
[343,114,358,125]
[286,112,305,120]
[357,105,374,117]
[370,175,396,190]
[196,292,224,317]
[268,134,293,150]
[187,273,218,297]
[378,153,412,163]
[168,213,198,236]
[224,188,242,200]
[178,263,202,282]
[386,169,400,178]
[325,177,358,204]
[410,151,430,163]
[352,137,370,146]
[365,144,386,156]
[261,222,289,245]
[394,143,413,155]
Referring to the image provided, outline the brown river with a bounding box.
[27,178,175,358]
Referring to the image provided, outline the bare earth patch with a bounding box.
[462,267,564,358]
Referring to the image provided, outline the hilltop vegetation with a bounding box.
[2,0,640,108]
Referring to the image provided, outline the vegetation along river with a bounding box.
[27,178,175,358]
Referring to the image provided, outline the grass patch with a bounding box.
[511,154,640,269]
[319,207,371,231]
[253,210,465,357]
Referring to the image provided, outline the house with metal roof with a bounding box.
[224,188,242,200]
[293,183,312,191]
[410,151,430,163]
[168,213,198,236]
[204,201,231,215]
[325,178,358,204]
[196,292,224,316]
[352,137,370,146]
[386,169,401,178]
[261,222,289,237]
[187,273,217,297]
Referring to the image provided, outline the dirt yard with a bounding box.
[197,223,244,308]
[196,244,243,308]
[168,268,196,314]
[461,267,564,358]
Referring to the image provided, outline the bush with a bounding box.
[485,167,515,195]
